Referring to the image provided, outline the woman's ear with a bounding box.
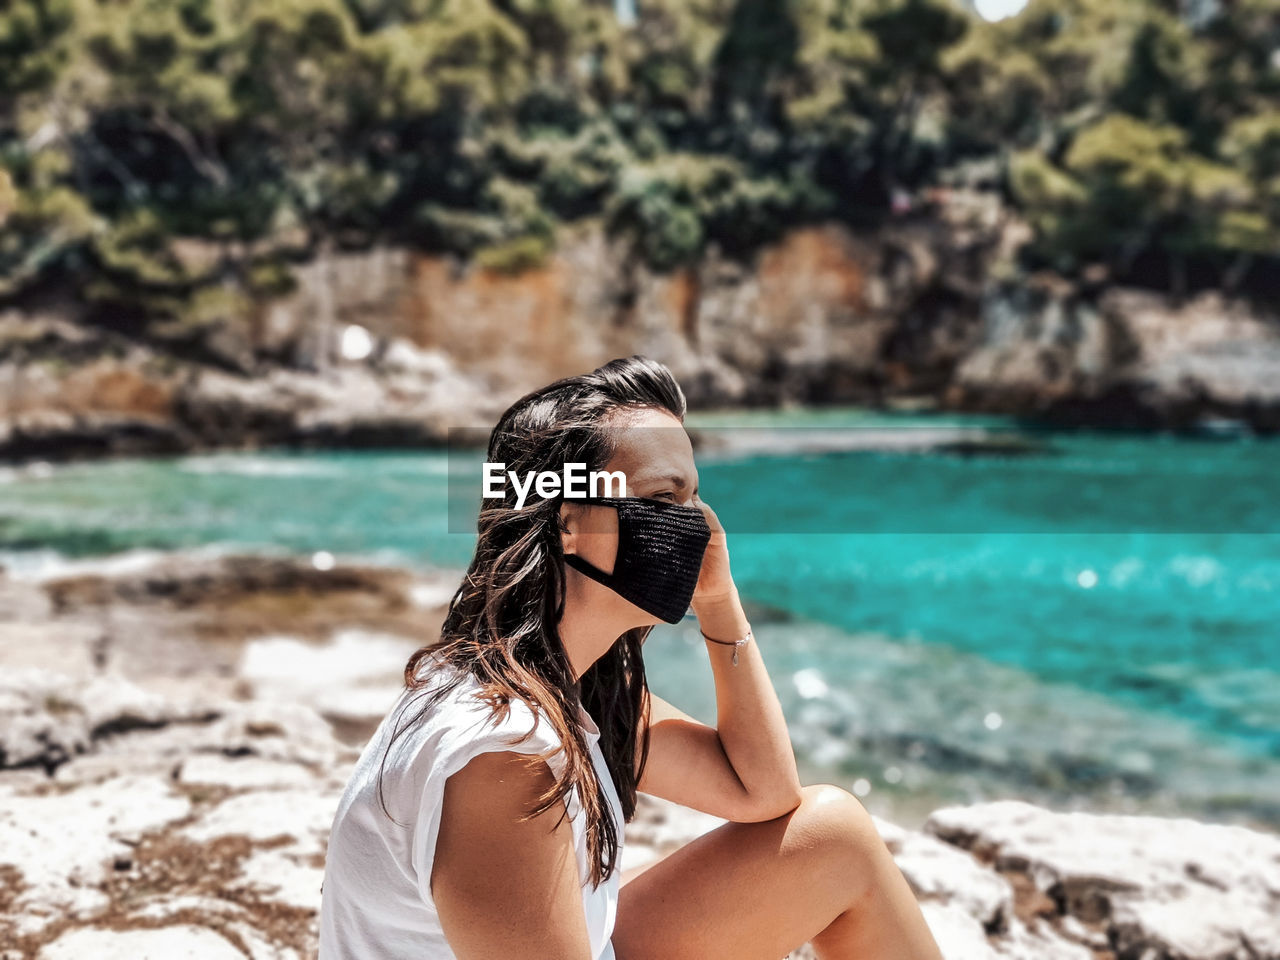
[559,502,579,556]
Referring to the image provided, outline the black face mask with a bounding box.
[562,496,712,624]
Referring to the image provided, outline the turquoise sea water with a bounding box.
[2,411,1277,830]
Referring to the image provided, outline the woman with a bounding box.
[318,356,944,960]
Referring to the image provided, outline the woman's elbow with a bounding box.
[740,786,805,822]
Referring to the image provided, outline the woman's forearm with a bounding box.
[693,586,804,817]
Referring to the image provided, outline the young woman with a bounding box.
[318,356,944,960]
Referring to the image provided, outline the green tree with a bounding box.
[1219,110,1280,288]
[0,0,77,100]
[855,0,967,200]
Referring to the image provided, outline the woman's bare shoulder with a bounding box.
[432,750,592,960]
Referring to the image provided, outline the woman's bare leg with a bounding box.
[613,784,944,960]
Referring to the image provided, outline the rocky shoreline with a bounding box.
[1,551,1277,959]
[4,219,1280,467]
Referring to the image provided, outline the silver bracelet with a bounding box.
[700,628,752,666]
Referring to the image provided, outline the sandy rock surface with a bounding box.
[926,800,1280,959]
[1,552,1277,959]
[4,669,1278,959]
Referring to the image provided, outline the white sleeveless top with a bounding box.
[318,654,625,959]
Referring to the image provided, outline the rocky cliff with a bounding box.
[3,207,1279,464]
[953,280,1280,433]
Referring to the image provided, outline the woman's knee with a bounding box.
[791,784,886,885]
[800,783,876,829]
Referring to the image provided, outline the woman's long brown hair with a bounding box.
[377,355,687,890]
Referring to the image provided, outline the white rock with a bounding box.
[876,815,1014,929]
[1056,913,1110,950]
[239,630,416,724]
[0,621,101,677]
[0,775,190,933]
[131,896,248,922]
[198,701,344,768]
[1111,885,1278,959]
[178,755,316,790]
[0,667,214,771]
[237,849,324,911]
[993,917,1096,959]
[919,900,1095,960]
[925,800,1280,958]
[379,339,453,379]
[38,925,244,960]
[226,922,303,960]
[182,788,338,847]
[919,900,1002,959]
[46,699,342,787]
